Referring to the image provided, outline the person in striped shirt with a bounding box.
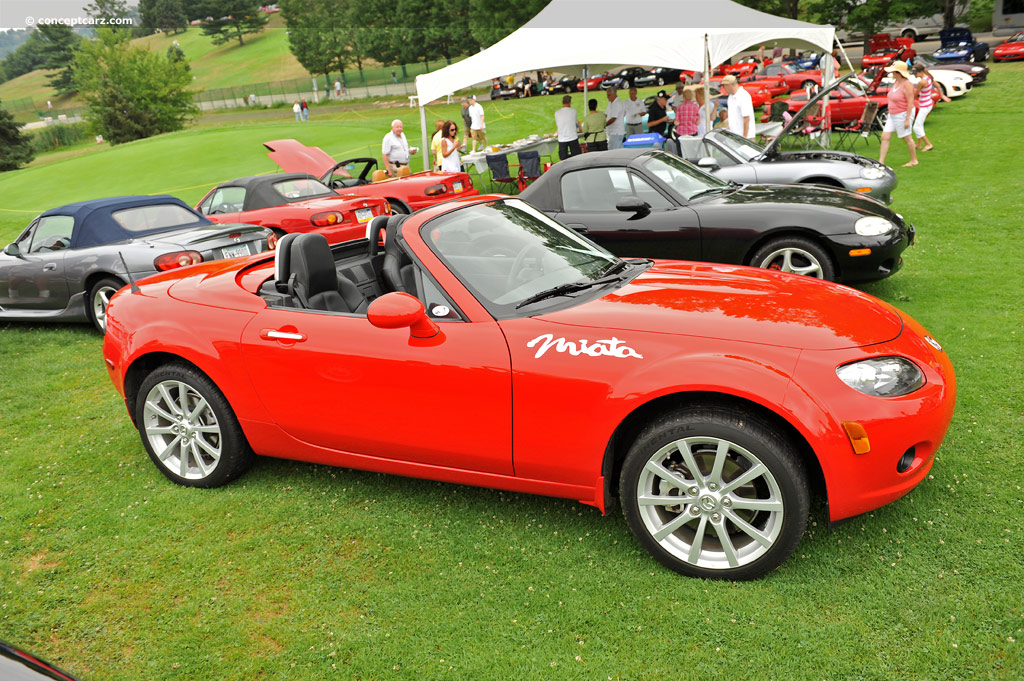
[674,88,700,136]
[911,64,950,153]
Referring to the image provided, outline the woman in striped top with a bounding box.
[911,64,951,153]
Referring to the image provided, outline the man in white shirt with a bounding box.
[604,87,626,150]
[468,97,487,152]
[623,87,646,138]
[554,95,581,159]
[722,75,755,139]
[381,119,417,176]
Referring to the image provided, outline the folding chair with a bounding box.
[485,154,521,194]
[833,102,879,151]
[517,150,542,191]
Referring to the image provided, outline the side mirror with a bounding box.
[3,242,23,258]
[615,196,651,219]
[368,292,440,339]
[697,156,720,170]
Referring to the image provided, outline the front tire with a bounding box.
[136,363,253,488]
[749,236,836,280]
[619,406,809,580]
[88,276,125,334]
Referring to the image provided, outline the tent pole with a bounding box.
[583,65,588,112]
[703,34,712,135]
[419,103,429,173]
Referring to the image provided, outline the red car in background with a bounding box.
[196,174,389,244]
[862,34,916,69]
[264,139,478,215]
[785,76,889,126]
[763,62,823,92]
[993,32,1024,61]
[576,72,611,91]
[103,196,955,581]
[704,76,776,107]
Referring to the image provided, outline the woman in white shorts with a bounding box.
[911,63,950,152]
[878,61,918,168]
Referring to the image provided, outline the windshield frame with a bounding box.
[419,198,637,319]
[706,130,766,162]
[636,150,730,202]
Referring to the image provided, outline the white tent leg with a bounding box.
[703,35,712,135]
[419,103,429,173]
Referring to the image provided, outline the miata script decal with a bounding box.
[526,334,643,360]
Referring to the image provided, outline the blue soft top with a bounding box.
[41,195,212,248]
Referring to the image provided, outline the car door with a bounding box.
[0,216,73,311]
[552,166,702,261]
[239,298,513,475]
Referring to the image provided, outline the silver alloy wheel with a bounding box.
[757,246,825,277]
[91,283,119,331]
[142,379,223,480]
[635,436,785,570]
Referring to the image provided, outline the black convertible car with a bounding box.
[519,149,914,284]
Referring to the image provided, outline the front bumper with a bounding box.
[831,219,914,284]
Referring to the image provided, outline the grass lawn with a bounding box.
[0,65,1022,680]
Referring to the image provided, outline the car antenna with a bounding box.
[118,252,140,293]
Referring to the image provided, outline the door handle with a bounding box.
[259,328,307,342]
[43,263,57,271]
[567,224,588,234]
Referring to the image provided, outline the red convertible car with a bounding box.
[263,139,478,214]
[196,173,389,244]
[786,76,889,126]
[103,195,955,581]
[763,62,823,92]
[862,34,916,69]
[993,32,1024,61]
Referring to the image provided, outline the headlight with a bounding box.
[971,67,983,72]
[836,357,925,397]
[860,166,887,180]
[855,216,895,236]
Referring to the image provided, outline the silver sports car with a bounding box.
[675,76,898,204]
[0,195,274,332]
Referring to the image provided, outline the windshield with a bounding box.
[707,130,765,161]
[424,198,621,314]
[843,79,869,97]
[638,151,728,200]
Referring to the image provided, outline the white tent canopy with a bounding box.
[414,0,836,168]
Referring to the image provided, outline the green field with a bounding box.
[0,65,1022,680]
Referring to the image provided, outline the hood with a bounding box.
[762,73,856,158]
[264,139,337,177]
[771,148,889,171]
[939,28,973,47]
[698,182,893,220]
[539,261,903,350]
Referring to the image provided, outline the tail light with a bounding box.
[465,176,473,188]
[311,211,343,226]
[425,183,448,196]
[154,250,203,271]
[267,231,278,250]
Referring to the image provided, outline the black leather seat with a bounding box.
[380,215,418,294]
[279,232,367,313]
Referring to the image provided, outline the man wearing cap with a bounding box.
[382,119,418,177]
[667,82,687,109]
[604,87,626,149]
[721,75,755,139]
[879,61,918,167]
[647,90,670,136]
[624,87,646,138]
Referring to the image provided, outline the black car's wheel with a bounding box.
[875,107,888,130]
[901,29,916,40]
[387,199,410,215]
[968,53,976,63]
[801,79,817,90]
[749,236,836,281]
[937,82,947,98]
[619,406,809,580]
[87,276,125,334]
[136,363,253,488]
[657,76,665,86]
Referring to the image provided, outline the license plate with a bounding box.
[356,208,373,223]
[452,181,463,192]
[222,243,250,259]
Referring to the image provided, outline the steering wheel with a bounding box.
[37,235,70,251]
[505,243,547,288]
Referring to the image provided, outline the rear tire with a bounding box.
[619,406,809,580]
[387,199,411,215]
[87,276,125,334]
[749,236,836,281]
[901,29,916,41]
[136,363,253,488]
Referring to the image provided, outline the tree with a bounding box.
[0,101,35,171]
[2,30,48,81]
[808,0,946,46]
[167,42,189,71]
[197,1,269,47]
[468,0,547,49]
[140,0,189,35]
[73,28,198,145]
[280,0,352,87]
[84,0,132,29]
[37,25,81,95]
